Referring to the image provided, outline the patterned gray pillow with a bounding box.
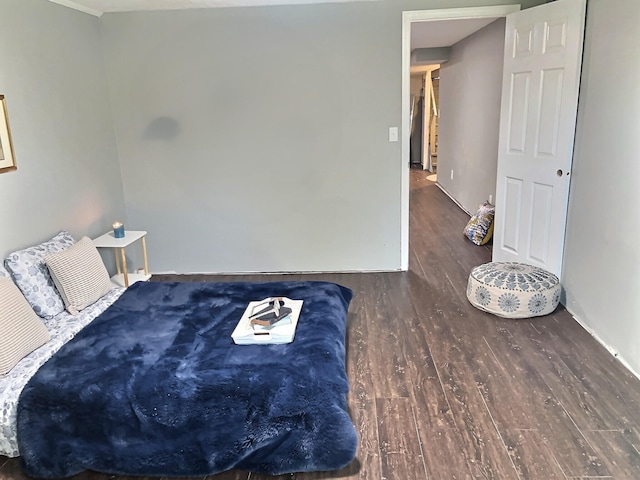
[5,231,76,319]
[0,264,10,278]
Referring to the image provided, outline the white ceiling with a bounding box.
[49,0,499,50]
[49,0,379,16]
[411,17,498,49]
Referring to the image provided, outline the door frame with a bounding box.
[400,5,521,270]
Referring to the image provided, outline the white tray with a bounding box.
[231,297,303,345]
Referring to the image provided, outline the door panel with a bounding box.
[515,25,534,57]
[536,68,563,157]
[529,182,553,263]
[493,0,586,278]
[502,177,523,253]
[508,72,530,153]
[544,20,567,52]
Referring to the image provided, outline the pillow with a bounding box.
[0,277,51,375]
[5,231,76,318]
[44,236,113,316]
[463,201,495,246]
[0,264,10,278]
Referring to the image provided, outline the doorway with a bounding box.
[400,5,521,270]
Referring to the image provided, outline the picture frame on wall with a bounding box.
[0,95,16,174]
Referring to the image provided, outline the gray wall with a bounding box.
[2,0,637,380]
[437,18,505,214]
[412,47,451,65]
[563,0,640,376]
[0,1,126,261]
[99,1,541,274]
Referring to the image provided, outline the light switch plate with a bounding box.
[388,127,398,142]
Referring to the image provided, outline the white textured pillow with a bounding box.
[44,237,113,316]
[0,277,51,375]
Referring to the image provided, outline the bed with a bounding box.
[1,233,357,478]
[0,285,124,458]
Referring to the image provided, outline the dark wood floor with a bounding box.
[3,169,640,479]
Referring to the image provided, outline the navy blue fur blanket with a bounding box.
[17,281,356,478]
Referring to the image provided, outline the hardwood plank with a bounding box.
[478,306,640,446]
[485,387,609,478]
[403,317,457,431]
[342,275,373,408]
[375,397,427,480]
[526,317,640,433]
[481,323,612,477]
[247,472,293,480]
[582,430,640,479]
[406,266,496,367]
[361,274,412,399]
[419,429,476,479]
[499,429,566,479]
[437,361,519,479]
[343,400,382,480]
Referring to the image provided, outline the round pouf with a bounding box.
[467,262,560,319]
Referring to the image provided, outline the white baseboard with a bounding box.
[179,268,403,276]
[566,306,640,382]
[435,183,472,216]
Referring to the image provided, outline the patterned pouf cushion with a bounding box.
[467,262,560,319]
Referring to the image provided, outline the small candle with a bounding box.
[112,221,125,238]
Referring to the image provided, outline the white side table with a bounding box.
[93,230,151,287]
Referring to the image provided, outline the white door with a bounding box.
[492,0,586,278]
